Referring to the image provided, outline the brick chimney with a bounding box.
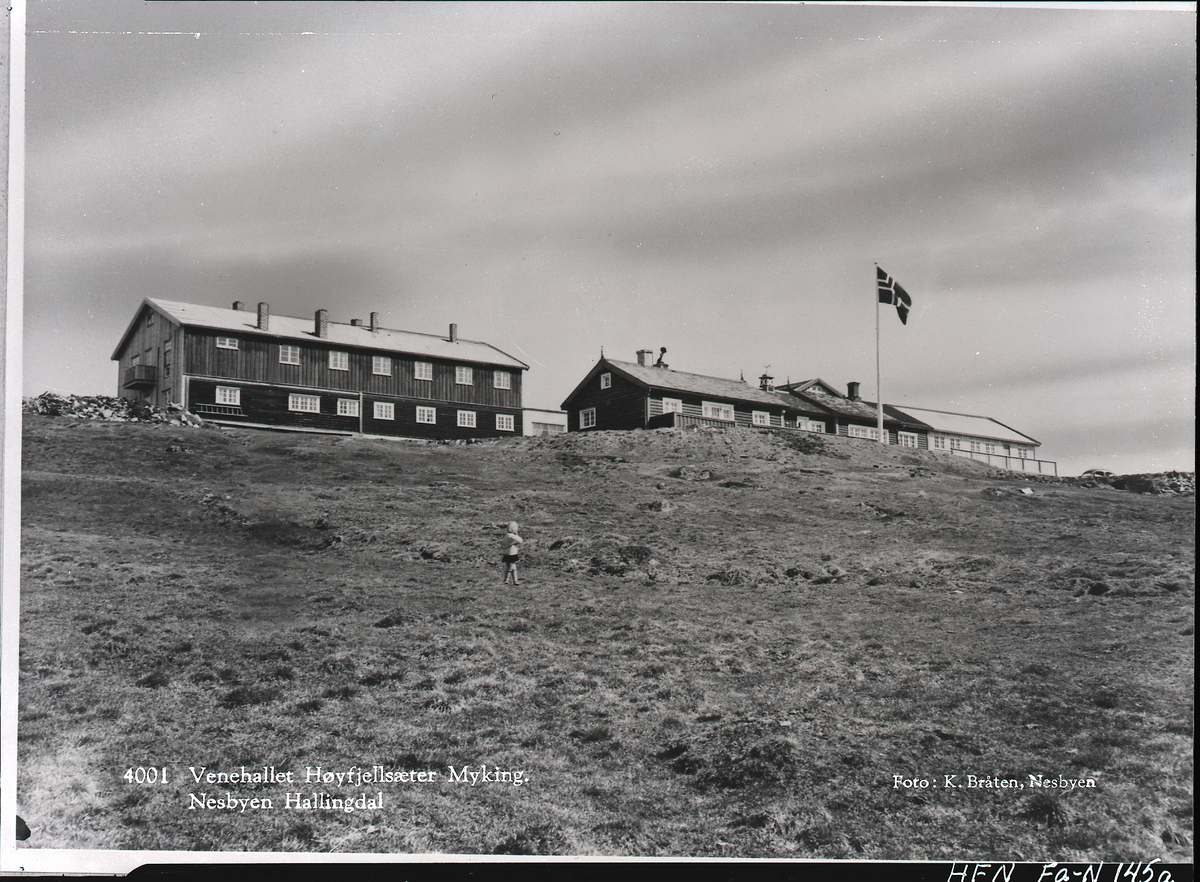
[636,349,653,367]
[847,381,861,401]
[369,311,380,332]
[232,300,245,311]
[449,323,458,343]
[315,309,329,338]
[257,302,269,331]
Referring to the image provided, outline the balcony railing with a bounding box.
[948,448,1058,476]
[122,364,157,389]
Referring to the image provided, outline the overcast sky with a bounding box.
[19,1,1196,475]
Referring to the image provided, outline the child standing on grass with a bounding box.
[502,521,523,585]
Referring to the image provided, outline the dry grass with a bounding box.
[15,417,1194,858]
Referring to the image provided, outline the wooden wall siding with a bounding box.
[362,400,522,440]
[184,330,522,408]
[115,307,179,402]
[188,378,522,440]
[189,379,362,433]
[566,371,649,431]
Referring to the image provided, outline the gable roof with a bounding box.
[111,298,528,369]
[562,358,807,411]
[887,405,1040,446]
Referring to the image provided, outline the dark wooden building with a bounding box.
[560,351,827,432]
[111,299,528,440]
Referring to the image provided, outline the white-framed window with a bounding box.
[215,386,240,406]
[969,439,982,452]
[752,411,770,426]
[702,402,735,422]
[373,401,395,421]
[455,366,473,385]
[898,431,919,448]
[932,435,946,450]
[280,344,300,365]
[416,406,436,424]
[337,399,360,417]
[1017,447,1030,459]
[288,394,320,413]
[984,442,996,454]
[580,408,597,429]
[457,410,476,428]
[661,397,683,414]
[949,437,962,450]
[600,372,612,390]
[372,355,391,376]
[496,413,515,432]
[848,425,880,440]
[805,420,826,434]
[216,336,239,350]
[493,371,511,390]
[329,351,349,371]
[415,361,433,381]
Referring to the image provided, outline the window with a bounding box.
[496,413,515,432]
[600,372,612,390]
[417,406,436,424]
[288,394,320,413]
[215,386,240,406]
[329,351,349,371]
[752,411,770,426]
[969,440,982,453]
[372,355,391,376]
[849,425,880,440]
[949,437,962,450]
[1017,447,1030,459]
[216,337,239,350]
[493,371,511,390]
[984,442,996,455]
[455,366,473,385]
[932,435,946,450]
[373,401,395,421]
[415,361,433,381]
[580,408,597,429]
[805,420,826,434]
[661,398,683,414]
[898,432,919,448]
[702,402,735,422]
[164,341,172,379]
[337,399,360,417]
[457,410,476,428]
[280,344,300,365]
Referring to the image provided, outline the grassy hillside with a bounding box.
[16,416,1194,859]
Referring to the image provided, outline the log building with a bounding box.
[111,299,528,440]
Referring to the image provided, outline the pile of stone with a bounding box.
[23,392,205,426]
[1112,472,1195,496]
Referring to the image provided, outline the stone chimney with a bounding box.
[232,300,245,311]
[449,323,458,343]
[636,349,654,367]
[257,302,270,331]
[315,309,329,338]
[847,381,861,401]
[759,374,774,392]
[369,312,380,332]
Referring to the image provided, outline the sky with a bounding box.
[17,1,1197,476]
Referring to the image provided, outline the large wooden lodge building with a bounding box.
[561,350,1054,475]
[112,299,528,440]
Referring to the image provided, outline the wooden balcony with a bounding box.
[122,364,157,389]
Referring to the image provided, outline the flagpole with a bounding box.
[875,264,885,444]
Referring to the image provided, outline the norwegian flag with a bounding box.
[877,266,912,325]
